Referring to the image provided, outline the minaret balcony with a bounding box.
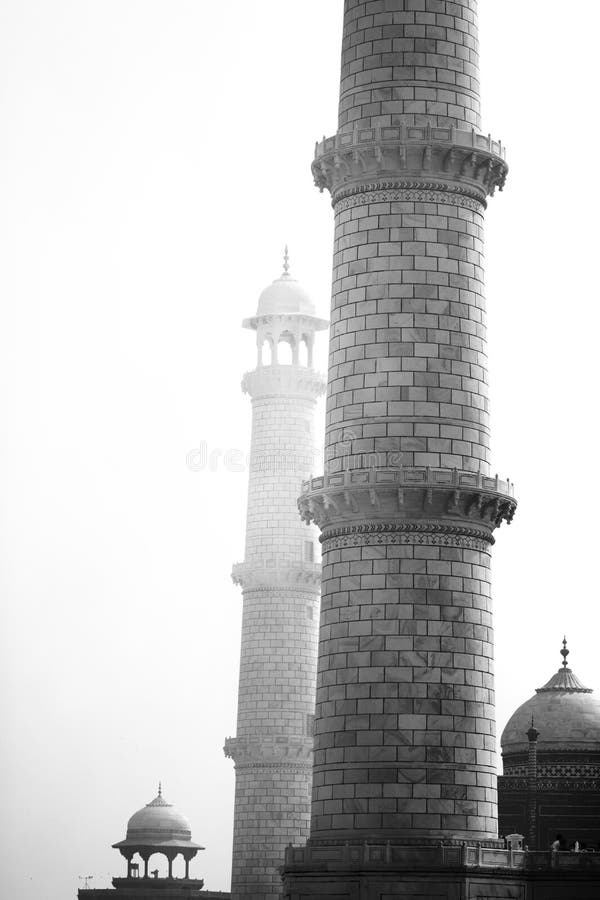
[299,465,516,537]
[312,124,507,203]
[242,365,326,400]
[231,561,321,590]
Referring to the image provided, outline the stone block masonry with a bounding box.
[338,0,482,133]
[326,191,491,475]
[314,536,496,835]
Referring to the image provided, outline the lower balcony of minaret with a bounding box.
[224,735,313,769]
[231,561,321,591]
[299,465,516,537]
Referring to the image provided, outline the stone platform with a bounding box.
[281,840,600,899]
[79,879,229,900]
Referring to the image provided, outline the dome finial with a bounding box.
[283,245,290,276]
[561,636,569,669]
[158,781,162,798]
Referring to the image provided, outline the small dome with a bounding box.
[256,247,316,317]
[112,785,205,851]
[501,642,600,756]
[126,791,191,843]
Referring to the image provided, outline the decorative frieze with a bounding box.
[320,521,493,552]
[499,775,600,793]
[312,125,508,203]
[334,185,485,212]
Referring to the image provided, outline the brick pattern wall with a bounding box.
[325,191,489,476]
[231,765,311,900]
[339,0,481,133]
[235,587,319,741]
[245,395,321,567]
[311,533,496,841]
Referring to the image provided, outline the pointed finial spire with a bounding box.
[283,244,290,276]
[158,781,162,798]
[561,636,569,669]
[527,715,539,742]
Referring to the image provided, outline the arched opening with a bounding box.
[145,852,168,879]
[277,332,295,365]
[299,336,309,367]
[260,338,273,366]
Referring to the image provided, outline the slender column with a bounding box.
[226,294,327,899]
[284,3,517,893]
[526,723,540,850]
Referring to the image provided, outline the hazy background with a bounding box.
[1,1,598,897]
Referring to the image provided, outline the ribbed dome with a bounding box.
[501,643,600,756]
[256,248,315,317]
[125,792,191,843]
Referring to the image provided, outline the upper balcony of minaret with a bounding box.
[241,248,328,399]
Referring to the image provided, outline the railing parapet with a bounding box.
[314,126,507,161]
[301,466,515,498]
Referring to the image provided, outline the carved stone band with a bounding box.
[320,522,494,553]
[224,736,313,766]
[231,562,321,590]
[334,186,485,213]
[298,467,516,535]
[312,126,508,204]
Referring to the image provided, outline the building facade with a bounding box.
[499,640,600,852]
[224,254,327,899]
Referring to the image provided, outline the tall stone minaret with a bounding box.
[283,2,523,896]
[225,250,327,900]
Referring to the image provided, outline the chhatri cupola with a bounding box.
[243,247,328,368]
[112,785,205,883]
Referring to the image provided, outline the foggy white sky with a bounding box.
[1,1,599,897]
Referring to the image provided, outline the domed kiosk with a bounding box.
[112,785,204,882]
[242,247,328,369]
[78,786,229,899]
[498,640,600,851]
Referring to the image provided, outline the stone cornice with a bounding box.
[242,365,326,400]
[224,736,313,766]
[312,125,507,204]
[231,561,321,591]
[298,466,516,534]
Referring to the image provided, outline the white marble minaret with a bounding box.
[224,250,327,899]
